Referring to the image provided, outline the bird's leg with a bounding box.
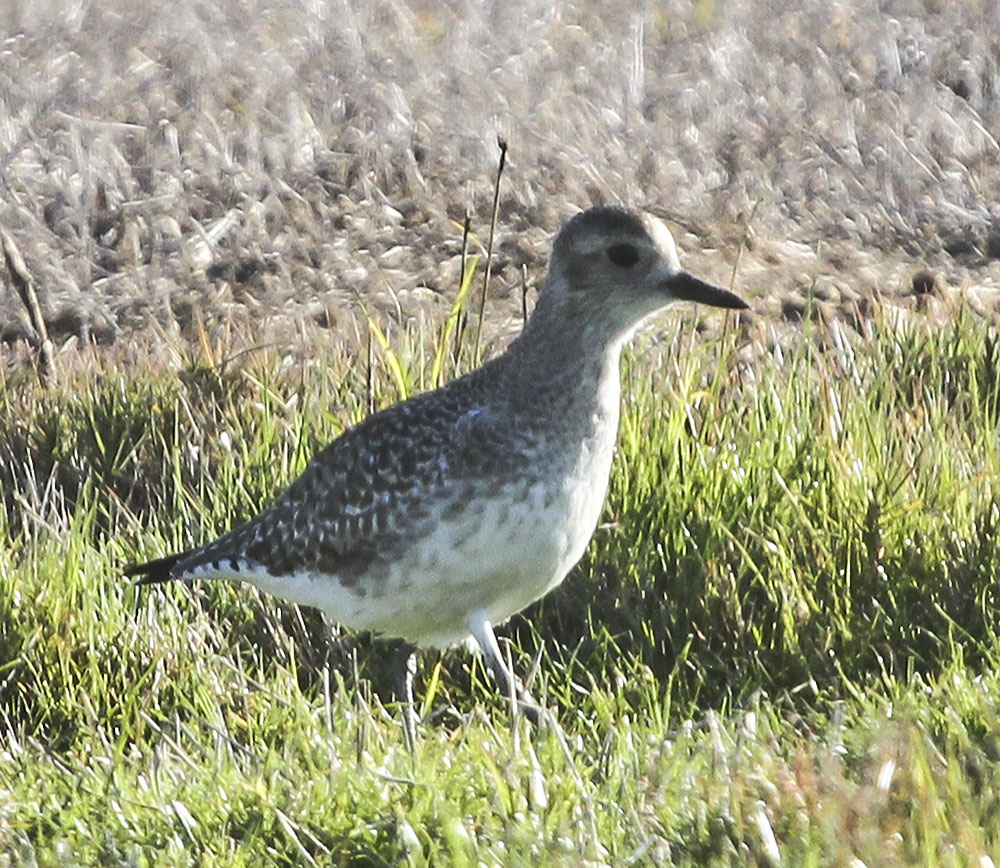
[394,642,419,753]
[468,613,544,725]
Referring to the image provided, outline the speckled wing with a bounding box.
[132,366,518,589]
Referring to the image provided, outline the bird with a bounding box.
[126,205,748,734]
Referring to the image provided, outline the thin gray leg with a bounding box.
[395,643,419,752]
[468,612,543,725]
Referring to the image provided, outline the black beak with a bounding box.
[665,272,749,310]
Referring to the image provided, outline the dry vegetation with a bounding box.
[2,0,1000,368]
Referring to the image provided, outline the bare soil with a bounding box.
[2,0,1000,369]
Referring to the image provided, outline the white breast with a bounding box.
[376,416,618,647]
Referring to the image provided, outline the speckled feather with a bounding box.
[180,356,531,585]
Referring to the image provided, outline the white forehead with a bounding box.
[640,213,682,271]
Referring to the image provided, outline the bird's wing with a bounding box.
[127,384,483,585]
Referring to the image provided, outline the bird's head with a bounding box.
[543,206,748,342]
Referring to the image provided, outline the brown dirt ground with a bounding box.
[2,0,999,374]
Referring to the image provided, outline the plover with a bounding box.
[126,206,747,728]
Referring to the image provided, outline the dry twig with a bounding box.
[2,230,55,385]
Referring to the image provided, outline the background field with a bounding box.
[2,0,1000,355]
[2,1,1000,865]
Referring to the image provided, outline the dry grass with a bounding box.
[2,0,1000,370]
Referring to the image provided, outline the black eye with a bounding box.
[607,243,640,268]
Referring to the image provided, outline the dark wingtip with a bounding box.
[124,552,184,586]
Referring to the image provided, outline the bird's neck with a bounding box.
[501,290,626,434]
[514,280,626,356]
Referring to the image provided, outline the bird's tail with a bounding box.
[124,552,187,586]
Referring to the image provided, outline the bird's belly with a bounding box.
[366,469,610,647]
[248,450,613,648]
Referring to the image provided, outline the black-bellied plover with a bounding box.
[126,206,748,729]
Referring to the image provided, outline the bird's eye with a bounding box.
[607,243,640,268]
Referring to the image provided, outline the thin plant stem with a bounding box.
[474,137,507,365]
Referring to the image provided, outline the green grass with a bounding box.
[2,304,1000,866]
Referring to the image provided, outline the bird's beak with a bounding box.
[664,272,749,310]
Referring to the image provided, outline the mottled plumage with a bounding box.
[126,205,748,722]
